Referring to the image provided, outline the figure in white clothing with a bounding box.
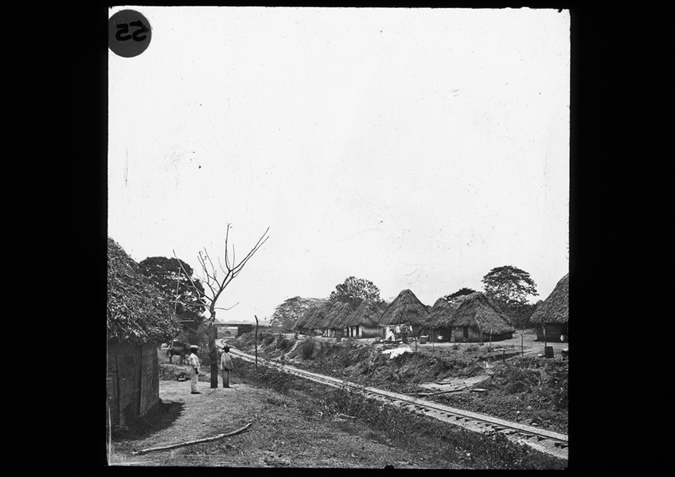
[188,345,201,394]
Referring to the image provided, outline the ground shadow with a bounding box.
[111,398,185,442]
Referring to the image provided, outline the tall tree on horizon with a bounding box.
[444,287,478,302]
[481,265,539,327]
[329,276,383,305]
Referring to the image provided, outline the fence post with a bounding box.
[254,315,259,369]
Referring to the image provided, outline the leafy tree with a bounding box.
[139,256,206,328]
[444,287,477,302]
[270,296,322,330]
[509,301,538,330]
[481,265,538,326]
[329,276,383,304]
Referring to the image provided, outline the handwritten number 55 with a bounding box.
[115,21,149,42]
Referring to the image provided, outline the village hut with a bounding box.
[529,273,569,342]
[422,297,462,343]
[316,299,358,338]
[344,300,387,338]
[379,289,429,338]
[293,300,330,334]
[449,292,515,342]
[107,237,180,430]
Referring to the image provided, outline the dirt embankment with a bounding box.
[234,332,568,434]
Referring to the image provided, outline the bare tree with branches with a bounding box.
[174,224,269,388]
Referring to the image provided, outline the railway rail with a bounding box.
[229,348,568,460]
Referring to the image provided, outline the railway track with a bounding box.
[230,348,568,460]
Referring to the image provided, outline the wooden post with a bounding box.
[254,315,259,369]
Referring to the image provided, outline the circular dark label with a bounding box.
[108,10,152,58]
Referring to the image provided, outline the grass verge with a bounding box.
[231,357,566,469]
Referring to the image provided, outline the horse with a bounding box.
[167,346,189,365]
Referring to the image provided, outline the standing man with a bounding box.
[188,345,201,394]
[220,345,235,388]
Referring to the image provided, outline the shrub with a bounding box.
[505,381,530,394]
[301,337,317,360]
[261,333,275,347]
[275,334,293,351]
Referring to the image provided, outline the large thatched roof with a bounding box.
[107,237,181,344]
[424,297,460,328]
[321,300,360,329]
[379,289,429,326]
[346,300,386,327]
[451,292,515,334]
[530,273,569,324]
[293,300,331,330]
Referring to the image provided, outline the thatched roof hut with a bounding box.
[107,237,181,430]
[530,273,569,325]
[346,299,386,327]
[107,237,180,344]
[322,300,360,330]
[424,297,460,328]
[294,300,331,331]
[451,292,515,335]
[379,289,429,327]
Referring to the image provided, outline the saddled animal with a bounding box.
[167,345,189,365]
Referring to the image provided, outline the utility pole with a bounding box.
[254,314,259,369]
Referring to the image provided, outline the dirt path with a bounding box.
[109,379,457,467]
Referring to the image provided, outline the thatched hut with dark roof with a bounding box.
[318,300,357,337]
[530,273,569,342]
[107,237,180,430]
[421,297,461,342]
[379,289,429,337]
[344,299,387,338]
[293,300,331,334]
[448,292,515,342]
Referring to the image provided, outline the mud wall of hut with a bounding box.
[535,323,567,342]
[357,325,381,338]
[107,340,160,428]
[426,327,453,342]
[450,327,513,343]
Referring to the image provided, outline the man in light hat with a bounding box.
[219,345,235,388]
[187,345,201,394]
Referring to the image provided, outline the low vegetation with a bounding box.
[231,355,566,469]
[233,332,567,436]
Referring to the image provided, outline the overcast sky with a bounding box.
[108,7,570,323]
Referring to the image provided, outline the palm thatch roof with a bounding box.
[530,273,569,324]
[293,300,331,330]
[321,300,361,329]
[379,289,429,326]
[346,300,387,327]
[107,237,180,344]
[451,292,515,334]
[424,297,460,328]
